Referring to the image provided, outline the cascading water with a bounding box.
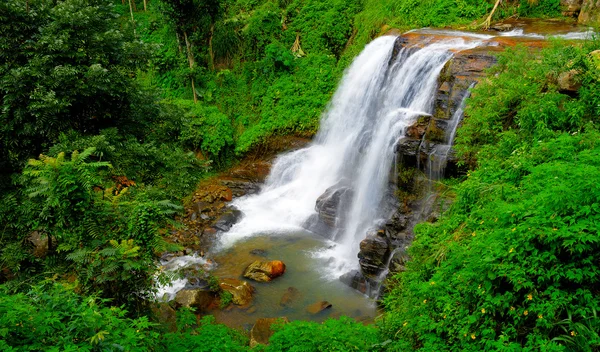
[219,35,482,278]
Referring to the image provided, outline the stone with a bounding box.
[405,115,431,139]
[192,201,211,214]
[27,231,53,258]
[243,260,286,282]
[306,301,333,314]
[150,303,177,332]
[174,288,216,311]
[213,208,242,232]
[558,69,581,94]
[579,0,600,25]
[490,23,514,32]
[279,287,300,307]
[358,231,390,279]
[314,185,353,229]
[249,249,268,257]
[250,317,289,347]
[561,0,583,16]
[219,278,255,306]
[339,270,368,294]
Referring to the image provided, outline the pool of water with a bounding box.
[206,231,378,329]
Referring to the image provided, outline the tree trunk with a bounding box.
[128,0,136,35]
[175,32,183,54]
[208,23,215,71]
[184,31,198,104]
[481,0,502,30]
[143,0,147,11]
[132,0,137,12]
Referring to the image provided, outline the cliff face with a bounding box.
[579,0,600,25]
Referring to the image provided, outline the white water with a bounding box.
[155,254,212,301]
[218,36,482,278]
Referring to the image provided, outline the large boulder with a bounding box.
[213,208,242,232]
[358,229,390,279]
[174,288,217,311]
[279,287,300,308]
[250,317,289,347]
[579,0,600,25]
[306,301,332,314]
[150,303,177,332]
[315,185,353,228]
[219,278,254,306]
[562,0,583,16]
[243,260,286,282]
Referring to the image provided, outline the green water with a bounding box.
[207,231,378,329]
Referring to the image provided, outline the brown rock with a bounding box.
[150,303,177,332]
[27,231,52,258]
[579,0,600,25]
[243,260,286,282]
[250,317,289,347]
[561,0,583,16]
[279,287,300,307]
[306,301,332,314]
[174,289,216,311]
[558,69,581,93]
[219,278,255,306]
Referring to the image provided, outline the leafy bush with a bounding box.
[266,317,380,351]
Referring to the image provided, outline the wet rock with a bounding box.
[558,69,581,94]
[243,260,286,282]
[151,303,177,332]
[339,270,368,294]
[405,115,431,139]
[27,231,54,258]
[358,229,390,279]
[174,288,217,311]
[192,201,212,214]
[250,249,268,257]
[250,317,289,347]
[213,208,242,232]
[219,278,255,306]
[306,301,333,314]
[279,287,300,307]
[315,185,353,228]
[490,23,514,32]
[562,0,583,16]
[579,0,600,25]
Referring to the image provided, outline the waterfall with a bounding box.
[219,36,482,278]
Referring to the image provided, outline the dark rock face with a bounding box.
[562,0,583,17]
[359,229,390,278]
[304,184,353,239]
[174,289,217,311]
[213,208,242,232]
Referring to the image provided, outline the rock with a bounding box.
[27,231,53,258]
[213,208,242,232]
[249,249,268,257]
[358,230,390,279]
[250,317,289,347]
[339,270,368,294]
[562,0,583,16]
[192,201,211,214]
[490,23,514,32]
[243,260,286,282]
[150,303,177,332]
[579,0,600,25]
[219,278,255,306]
[200,213,210,220]
[558,69,581,94]
[279,287,300,307]
[174,288,217,311]
[306,301,333,314]
[315,185,353,229]
[405,115,431,139]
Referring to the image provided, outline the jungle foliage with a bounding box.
[381,40,600,351]
[0,0,589,350]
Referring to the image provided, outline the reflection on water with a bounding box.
[207,231,378,329]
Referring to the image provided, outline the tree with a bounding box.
[0,0,150,175]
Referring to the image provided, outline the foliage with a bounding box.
[0,0,150,173]
[381,40,600,350]
[0,283,158,351]
[161,313,248,351]
[266,316,381,351]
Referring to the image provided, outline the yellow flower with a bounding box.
[472,232,476,237]
[403,322,408,327]
[538,314,543,319]
[512,228,516,232]
[527,294,533,300]
[524,310,529,316]
[481,308,486,314]
[471,334,476,340]
[430,281,435,285]
[443,315,447,319]
[509,248,514,253]
[479,220,484,225]
[423,300,427,304]
[510,306,515,311]
[570,331,577,336]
